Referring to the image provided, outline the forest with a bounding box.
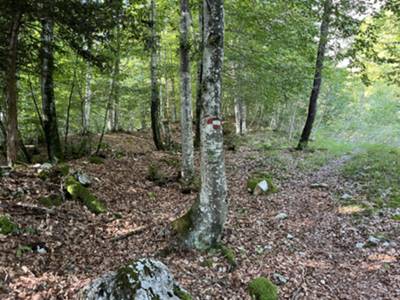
[0,0,399,299]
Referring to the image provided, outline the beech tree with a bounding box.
[173,0,227,250]
[179,0,194,183]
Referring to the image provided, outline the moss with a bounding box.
[200,258,213,268]
[218,245,237,267]
[89,156,104,164]
[65,176,106,214]
[39,194,62,208]
[173,285,192,300]
[172,208,193,237]
[147,163,167,185]
[115,265,140,298]
[248,277,278,300]
[247,172,277,194]
[0,215,18,235]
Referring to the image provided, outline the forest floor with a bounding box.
[0,130,399,299]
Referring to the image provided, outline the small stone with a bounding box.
[275,213,288,220]
[287,234,294,240]
[367,236,381,245]
[341,193,352,200]
[75,172,91,186]
[254,180,269,196]
[272,273,288,285]
[355,242,365,249]
[310,182,329,189]
[40,163,53,170]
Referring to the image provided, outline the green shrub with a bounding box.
[0,215,18,235]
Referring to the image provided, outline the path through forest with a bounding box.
[0,132,399,299]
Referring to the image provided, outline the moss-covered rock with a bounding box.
[248,277,278,300]
[0,215,18,235]
[247,172,277,195]
[81,258,191,300]
[171,208,194,237]
[65,176,106,214]
[39,194,63,208]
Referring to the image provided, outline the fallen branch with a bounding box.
[111,225,149,242]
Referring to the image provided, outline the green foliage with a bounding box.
[218,244,237,267]
[16,245,33,258]
[342,145,400,208]
[248,277,278,300]
[0,215,18,235]
[65,176,106,214]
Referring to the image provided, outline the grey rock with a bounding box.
[367,236,381,246]
[254,180,269,196]
[355,242,365,249]
[341,193,352,200]
[75,172,91,186]
[287,234,294,240]
[275,213,288,220]
[272,273,288,285]
[81,258,190,300]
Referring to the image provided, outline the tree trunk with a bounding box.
[174,0,227,250]
[5,11,21,167]
[41,18,62,162]
[194,0,204,148]
[82,64,92,135]
[297,0,331,150]
[179,0,195,183]
[150,0,163,150]
[170,76,178,123]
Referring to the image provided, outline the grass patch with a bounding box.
[342,145,400,209]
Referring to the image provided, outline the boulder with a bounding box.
[81,258,191,300]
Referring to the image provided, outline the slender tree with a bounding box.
[41,16,63,161]
[5,10,22,166]
[179,0,194,183]
[297,0,332,150]
[150,0,163,150]
[82,64,92,135]
[173,0,227,250]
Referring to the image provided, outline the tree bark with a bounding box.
[176,0,227,250]
[234,96,247,135]
[179,0,195,183]
[41,18,62,162]
[194,0,204,148]
[150,0,163,150]
[297,0,332,150]
[5,11,21,167]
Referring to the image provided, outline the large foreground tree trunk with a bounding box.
[150,0,163,150]
[5,11,21,167]
[179,0,194,183]
[297,0,332,150]
[174,0,227,250]
[41,18,62,162]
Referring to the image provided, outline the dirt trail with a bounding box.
[0,133,399,299]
